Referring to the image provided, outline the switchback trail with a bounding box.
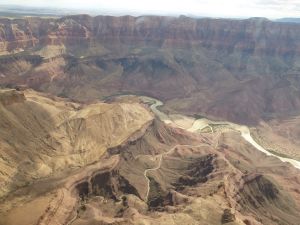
[143,144,207,202]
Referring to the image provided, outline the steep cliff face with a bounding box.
[1,16,300,55]
[1,15,300,124]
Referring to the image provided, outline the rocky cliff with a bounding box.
[1,15,300,56]
[1,15,300,124]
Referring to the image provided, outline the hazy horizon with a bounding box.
[2,0,300,19]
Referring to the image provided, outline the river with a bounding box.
[140,96,300,170]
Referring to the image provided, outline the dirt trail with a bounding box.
[143,144,207,201]
[66,211,78,225]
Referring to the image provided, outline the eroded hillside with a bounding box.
[0,90,299,225]
[0,89,153,197]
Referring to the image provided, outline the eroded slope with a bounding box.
[0,89,153,197]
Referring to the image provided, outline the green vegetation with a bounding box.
[267,149,293,159]
[193,114,205,119]
[0,52,43,67]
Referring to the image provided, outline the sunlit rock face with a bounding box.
[0,89,153,198]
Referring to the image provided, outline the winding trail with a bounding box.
[141,96,300,170]
[66,212,78,225]
[143,154,163,201]
[143,144,207,201]
[143,143,178,202]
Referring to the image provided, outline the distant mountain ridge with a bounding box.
[276,18,300,23]
[0,4,100,17]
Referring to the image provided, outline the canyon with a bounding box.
[0,15,300,125]
[0,14,300,225]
